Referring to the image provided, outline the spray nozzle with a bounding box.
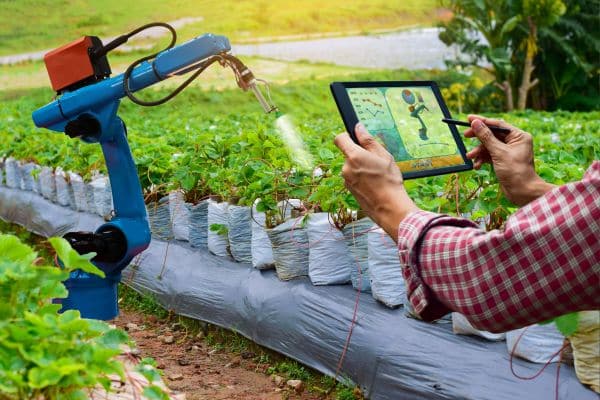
[248,80,278,114]
[219,54,279,114]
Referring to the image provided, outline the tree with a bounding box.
[517,0,567,109]
[439,0,570,111]
[439,1,519,110]
[534,0,600,110]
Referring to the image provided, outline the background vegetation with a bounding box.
[0,0,439,55]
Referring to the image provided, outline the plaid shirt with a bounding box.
[398,161,600,333]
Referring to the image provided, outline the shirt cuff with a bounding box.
[398,210,478,322]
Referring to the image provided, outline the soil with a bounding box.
[114,310,323,400]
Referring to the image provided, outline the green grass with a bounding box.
[118,284,170,319]
[0,0,440,56]
[0,53,372,91]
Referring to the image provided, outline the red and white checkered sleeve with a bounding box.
[399,161,600,333]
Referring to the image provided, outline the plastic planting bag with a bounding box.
[250,198,301,270]
[568,311,600,393]
[506,323,565,364]
[147,196,173,241]
[68,172,88,212]
[189,200,209,248]
[54,167,73,207]
[89,175,112,217]
[4,157,21,189]
[342,217,373,292]
[168,190,191,241]
[85,183,95,214]
[452,313,506,341]
[267,217,309,281]
[39,166,57,203]
[368,227,405,308]
[228,205,252,263]
[306,213,352,285]
[251,205,275,270]
[207,200,231,258]
[19,162,39,192]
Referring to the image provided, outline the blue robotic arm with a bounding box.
[32,31,276,319]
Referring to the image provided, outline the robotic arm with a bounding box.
[32,25,277,319]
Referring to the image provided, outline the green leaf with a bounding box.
[318,148,334,160]
[209,223,228,236]
[499,15,521,38]
[0,234,37,265]
[48,237,105,278]
[554,312,579,336]
[143,385,170,400]
[28,366,62,388]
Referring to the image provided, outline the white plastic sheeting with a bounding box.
[306,213,352,285]
[19,162,38,192]
[207,200,230,258]
[39,166,56,202]
[189,200,209,248]
[0,185,596,400]
[68,172,88,212]
[55,167,72,207]
[4,157,20,188]
[250,206,275,270]
[368,227,405,308]
[168,190,191,242]
[342,218,373,292]
[89,175,113,217]
[506,324,566,364]
[146,196,172,241]
[227,205,253,263]
[267,217,309,280]
[452,313,507,341]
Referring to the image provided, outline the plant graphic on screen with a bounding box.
[401,89,430,140]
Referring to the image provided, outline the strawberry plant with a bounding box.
[0,235,169,399]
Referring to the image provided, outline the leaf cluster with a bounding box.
[0,235,166,400]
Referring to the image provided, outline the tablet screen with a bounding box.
[348,85,465,173]
[331,81,472,179]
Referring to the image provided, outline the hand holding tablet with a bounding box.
[331,81,473,179]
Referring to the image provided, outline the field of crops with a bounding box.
[1,69,598,230]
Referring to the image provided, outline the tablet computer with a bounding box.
[330,81,472,179]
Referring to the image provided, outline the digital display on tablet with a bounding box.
[330,81,472,179]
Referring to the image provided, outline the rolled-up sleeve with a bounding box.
[399,161,600,333]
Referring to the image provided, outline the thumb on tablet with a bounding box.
[355,123,390,158]
[334,132,360,158]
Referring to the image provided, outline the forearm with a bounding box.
[508,174,558,206]
[374,188,418,241]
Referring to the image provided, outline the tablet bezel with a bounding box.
[330,80,473,180]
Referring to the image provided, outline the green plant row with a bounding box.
[1,72,598,228]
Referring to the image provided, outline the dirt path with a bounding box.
[114,310,323,400]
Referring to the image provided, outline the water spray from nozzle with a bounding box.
[222,55,312,170]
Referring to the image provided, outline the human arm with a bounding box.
[335,121,600,333]
[400,161,600,332]
[334,123,418,240]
